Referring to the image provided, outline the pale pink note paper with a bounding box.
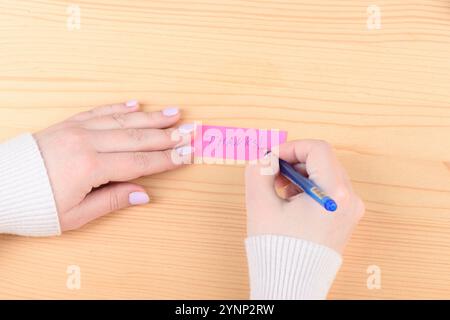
[190,124,287,163]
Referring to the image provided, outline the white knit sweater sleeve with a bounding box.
[0,133,61,236]
[245,234,342,300]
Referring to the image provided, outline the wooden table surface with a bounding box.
[0,0,450,299]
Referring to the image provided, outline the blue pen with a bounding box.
[279,159,337,212]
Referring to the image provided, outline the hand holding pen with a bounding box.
[245,140,365,254]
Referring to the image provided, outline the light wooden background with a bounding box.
[0,0,449,299]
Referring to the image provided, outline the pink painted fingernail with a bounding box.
[126,100,138,108]
[178,123,195,134]
[162,107,179,116]
[176,146,194,156]
[129,192,150,205]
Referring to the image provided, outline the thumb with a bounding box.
[245,151,281,204]
[60,182,150,231]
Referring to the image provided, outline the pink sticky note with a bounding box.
[191,124,287,162]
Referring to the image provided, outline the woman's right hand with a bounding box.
[245,139,365,254]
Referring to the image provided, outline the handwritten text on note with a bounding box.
[191,124,287,163]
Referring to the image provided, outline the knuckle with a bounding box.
[333,184,351,204]
[126,128,145,142]
[162,149,176,169]
[315,140,332,152]
[164,128,176,143]
[146,112,156,122]
[112,112,126,128]
[147,111,160,123]
[109,191,121,212]
[133,152,151,169]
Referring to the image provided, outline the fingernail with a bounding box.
[162,107,179,116]
[129,192,150,205]
[176,146,194,156]
[263,150,271,158]
[178,123,195,134]
[126,100,138,108]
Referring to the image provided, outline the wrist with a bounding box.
[0,133,61,236]
[245,234,342,299]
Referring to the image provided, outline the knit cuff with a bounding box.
[245,234,342,300]
[0,133,61,236]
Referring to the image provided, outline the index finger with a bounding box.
[277,139,347,194]
[67,100,140,122]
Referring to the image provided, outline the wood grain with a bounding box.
[0,0,450,299]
